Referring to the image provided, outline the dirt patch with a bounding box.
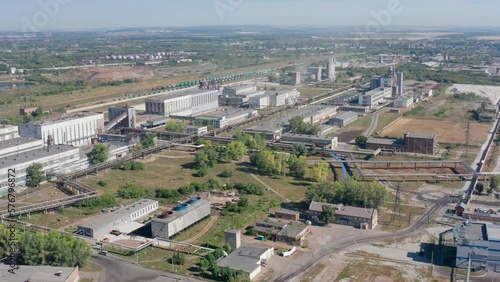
[448,84,500,104]
[380,118,491,145]
[63,66,159,83]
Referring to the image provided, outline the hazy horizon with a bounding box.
[1,0,500,32]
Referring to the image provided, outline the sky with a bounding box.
[1,0,499,31]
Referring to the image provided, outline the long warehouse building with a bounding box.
[145,88,220,117]
[0,144,82,194]
[77,199,159,240]
[151,197,210,239]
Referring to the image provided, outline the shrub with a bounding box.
[118,184,147,199]
[218,168,233,178]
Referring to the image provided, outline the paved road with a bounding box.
[91,253,203,282]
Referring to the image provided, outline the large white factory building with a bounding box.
[19,112,105,147]
[145,88,219,117]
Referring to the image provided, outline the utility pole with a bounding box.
[391,183,403,225]
[466,252,472,282]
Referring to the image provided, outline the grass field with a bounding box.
[374,112,401,134]
[380,118,491,145]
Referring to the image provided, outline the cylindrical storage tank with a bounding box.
[174,203,188,212]
[187,197,201,205]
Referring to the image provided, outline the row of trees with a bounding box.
[194,140,247,175]
[154,179,265,202]
[306,180,387,209]
[0,227,91,267]
[250,150,329,182]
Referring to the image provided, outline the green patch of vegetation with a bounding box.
[404,105,425,117]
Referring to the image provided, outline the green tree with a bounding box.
[289,155,308,178]
[319,204,335,225]
[165,120,185,133]
[490,175,500,191]
[31,106,44,118]
[274,152,288,176]
[355,135,368,148]
[292,143,308,157]
[237,197,249,208]
[196,165,208,177]
[251,150,276,175]
[288,116,320,135]
[309,143,317,156]
[26,162,46,187]
[312,161,329,182]
[306,180,387,209]
[476,182,485,194]
[227,141,247,161]
[15,229,91,267]
[171,252,185,265]
[140,134,156,149]
[90,144,110,165]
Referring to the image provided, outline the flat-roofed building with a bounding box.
[280,134,338,149]
[19,112,105,147]
[276,224,309,246]
[329,111,359,127]
[0,265,79,282]
[187,125,208,136]
[404,132,437,155]
[0,125,19,141]
[358,88,392,109]
[0,145,82,194]
[220,84,264,106]
[217,245,274,280]
[195,109,258,129]
[365,137,405,151]
[77,199,159,240]
[223,84,257,96]
[454,223,500,272]
[0,137,44,157]
[249,90,300,109]
[275,208,300,221]
[145,88,219,117]
[151,197,210,239]
[309,201,378,230]
[393,95,414,108]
